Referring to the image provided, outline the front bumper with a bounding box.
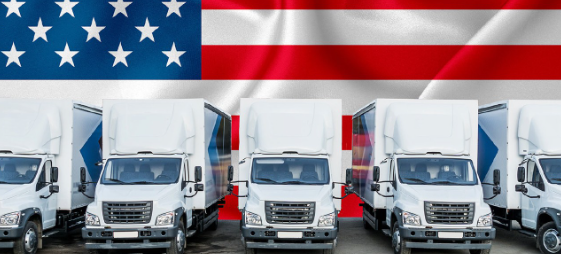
[242,226,337,250]
[82,226,178,249]
[0,226,25,248]
[400,227,496,250]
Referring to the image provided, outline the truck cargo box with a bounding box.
[102,99,231,209]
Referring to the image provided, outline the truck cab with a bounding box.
[235,99,343,254]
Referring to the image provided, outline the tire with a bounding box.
[13,221,39,254]
[85,242,109,254]
[392,222,411,254]
[469,241,491,254]
[166,222,186,254]
[323,240,337,254]
[243,237,256,254]
[538,221,561,254]
[209,219,218,231]
[363,217,371,230]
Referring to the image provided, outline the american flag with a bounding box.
[2,0,561,218]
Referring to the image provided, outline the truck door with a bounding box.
[521,159,545,230]
[386,159,396,225]
[37,160,57,229]
[183,160,193,228]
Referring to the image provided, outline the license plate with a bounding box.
[113,231,139,238]
[277,232,303,239]
[438,232,463,239]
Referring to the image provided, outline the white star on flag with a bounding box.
[109,42,132,67]
[109,0,132,18]
[55,0,78,17]
[82,18,105,42]
[162,0,184,18]
[55,43,78,67]
[2,43,24,67]
[28,18,52,42]
[2,0,24,18]
[162,42,185,67]
[136,18,158,42]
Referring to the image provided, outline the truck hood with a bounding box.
[95,184,177,202]
[250,184,329,202]
[0,184,30,201]
[400,184,483,203]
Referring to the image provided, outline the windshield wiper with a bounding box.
[255,178,279,183]
[551,178,561,182]
[0,181,10,184]
[403,178,428,184]
[280,180,308,185]
[430,180,461,185]
[129,181,154,184]
[105,178,131,185]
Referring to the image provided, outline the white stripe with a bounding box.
[202,10,561,45]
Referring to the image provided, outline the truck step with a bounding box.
[186,230,197,238]
[518,230,536,238]
[42,230,61,238]
[382,229,392,237]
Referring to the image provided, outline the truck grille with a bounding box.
[265,201,315,224]
[102,201,153,224]
[424,202,475,225]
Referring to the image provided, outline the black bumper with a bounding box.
[0,226,25,248]
[242,226,337,250]
[82,226,178,249]
[400,227,496,250]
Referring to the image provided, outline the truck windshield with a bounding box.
[397,158,477,185]
[0,157,41,184]
[100,158,181,185]
[251,158,329,185]
[539,159,561,185]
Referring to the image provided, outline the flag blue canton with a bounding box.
[0,0,201,79]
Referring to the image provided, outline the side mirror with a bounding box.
[517,167,525,183]
[51,167,59,183]
[344,186,354,195]
[515,184,527,193]
[195,183,204,191]
[345,168,353,185]
[228,165,234,182]
[493,169,500,185]
[195,166,203,182]
[370,183,380,192]
[373,166,380,182]
[227,183,234,192]
[80,167,87,183]
[49,185,59,193]
[78,184,87,193]
[493,185,501,195]
[95,161,103,167]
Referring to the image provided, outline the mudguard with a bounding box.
[537,207,561,232]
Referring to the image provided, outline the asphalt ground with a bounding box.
[0,218,541,254]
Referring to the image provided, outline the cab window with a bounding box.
[527,160,545,191]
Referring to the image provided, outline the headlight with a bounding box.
[477,213,493,227]
[318,212,336,227]
[85,212,100,226]
[245,210,262,226]
[156,211,175,226]
[0,212,20,226]
[402,211,421,226]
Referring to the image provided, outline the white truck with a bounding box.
[230,99,345,254]
[350,99,495,254]
[479,100,561,254]
[0,99,102,254]
[82,99,231,254]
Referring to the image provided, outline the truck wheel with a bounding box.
[13,221,39,254]
[243,237,256,254]
[468,241,491,254]
[166,222,186,254]
[392,222,411,254]
[209,219,218,231]
[323,240,336,254]
[538,222,561,254]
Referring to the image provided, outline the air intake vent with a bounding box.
[265,201,315,224]
[425,202,475,225]
[102,201,153,224]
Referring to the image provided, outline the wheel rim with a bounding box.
[392,229,401,253]
[543,228,561,253]
[176,228,185,253]
[24,227,37,253]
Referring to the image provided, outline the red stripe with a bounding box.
[219,186,242,220]
[232,115,352,151]
[203,45,561,80]
[202,0,561,10]
[338,186,363,218]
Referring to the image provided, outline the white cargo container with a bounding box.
[232,99,344,254]
[0,99,102,254]
[82,99,231,254]
[479,100,561,254]
[351,99,495,254]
